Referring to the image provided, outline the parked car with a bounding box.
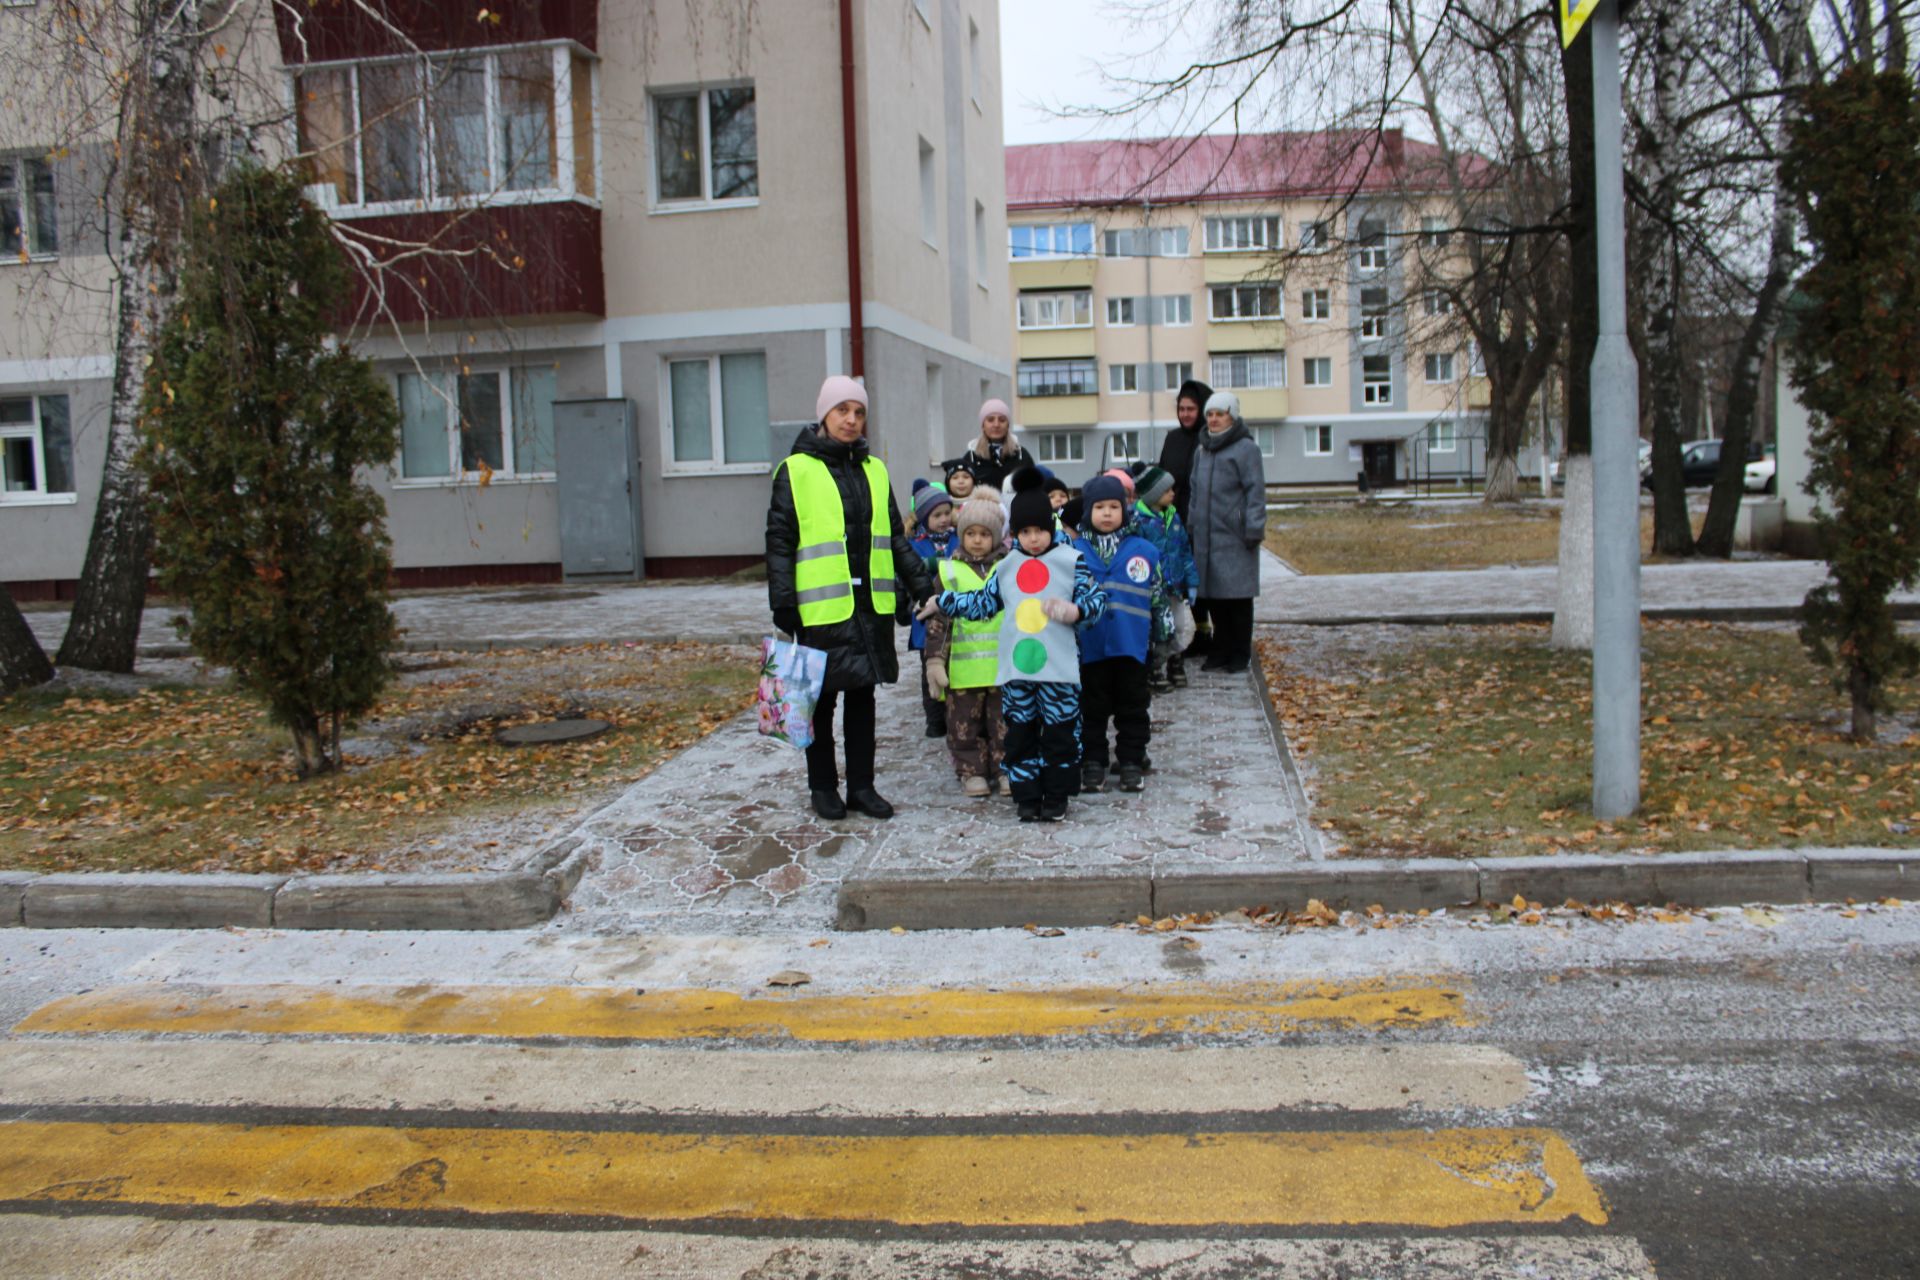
[1745,445,1778,494]
[1640,439,1768,490]
[1551,440,1652,486]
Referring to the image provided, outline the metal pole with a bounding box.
[1590,1,1641,818]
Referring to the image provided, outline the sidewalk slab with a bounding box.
[21,873,285,930]
[273,872,556,931]
[1803,849,1915,901]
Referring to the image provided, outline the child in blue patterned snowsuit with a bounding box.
[921,468,1105,822]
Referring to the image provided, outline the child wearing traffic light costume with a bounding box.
[921,467,1106,822]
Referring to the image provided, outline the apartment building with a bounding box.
[1004,132,1489,488]
[1,0,1010,597]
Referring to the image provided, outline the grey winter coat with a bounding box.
[1188,419,1267,599]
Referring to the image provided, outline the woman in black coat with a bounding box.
[1159,378,1214,657]
[766,377,936,821]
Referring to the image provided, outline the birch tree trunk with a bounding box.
[55,0,198,673]
[0,586,53,695]
[1553,455,1596,648]
[1554,29,1598,650]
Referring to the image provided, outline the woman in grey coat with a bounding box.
[1188,390,1266,673]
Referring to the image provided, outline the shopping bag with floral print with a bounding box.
[755,636,827,750]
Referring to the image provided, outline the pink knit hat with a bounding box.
[1101,467,1137,500]
[979,398,1011,426]
[816,375,869,422]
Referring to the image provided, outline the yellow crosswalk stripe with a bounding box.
[13,979,1471,1043]
[0,1120,1608,1229]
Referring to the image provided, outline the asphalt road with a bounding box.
[0,901,1915,1278]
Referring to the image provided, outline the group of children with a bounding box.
[904,454,1199,823]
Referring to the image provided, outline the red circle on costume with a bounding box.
[1015,559,1051,594]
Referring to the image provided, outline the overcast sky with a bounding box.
[998,0,1211,146]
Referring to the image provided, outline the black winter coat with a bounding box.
[1159,424,1203,524]
[766,426,936,693]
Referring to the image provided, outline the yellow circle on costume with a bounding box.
[1016,598,1049,634]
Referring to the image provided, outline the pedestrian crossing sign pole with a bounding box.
[1561,0,1602,46]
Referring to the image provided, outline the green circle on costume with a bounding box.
[1013,638,1049,674]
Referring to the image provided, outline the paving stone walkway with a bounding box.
[559,639,1314,935]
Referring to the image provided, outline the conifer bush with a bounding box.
[136,165,398,776]
[1783,68,1920,742]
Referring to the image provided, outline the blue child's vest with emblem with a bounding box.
[995,544,1082,685]
[1073,534,1159,665]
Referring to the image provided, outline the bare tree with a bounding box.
[0,586,53,695]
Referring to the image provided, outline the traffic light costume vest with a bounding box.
[995,544,1082,685]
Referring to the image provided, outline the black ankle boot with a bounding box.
[846,787,894,819]
[811,789,847,820]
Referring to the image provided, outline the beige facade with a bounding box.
[2,0,1011,593]
[1005,150,1489,487]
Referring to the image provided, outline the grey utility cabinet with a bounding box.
[553,398,645,581]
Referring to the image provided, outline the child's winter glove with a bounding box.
[914,596,944,621]
[1040,598,1080,624]
[773,607,803,637]
[926,659,949,698]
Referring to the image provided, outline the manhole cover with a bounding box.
[495,718,612,746]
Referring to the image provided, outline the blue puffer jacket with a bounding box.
[1132,501,1197,603]
[907,529,958,650]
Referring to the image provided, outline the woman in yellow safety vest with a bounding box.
[766,376,937,821]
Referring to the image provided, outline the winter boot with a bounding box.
[962,775,990,799]
[1117,763,1144,792]
[1081,761,1106,793]
[1039,798,1069,822]
[1018,799,1042,822]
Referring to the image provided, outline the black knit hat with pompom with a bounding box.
[1007,465,1054,540]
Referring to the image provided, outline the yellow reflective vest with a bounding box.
[936,558,999,696]
[780,453,897,627]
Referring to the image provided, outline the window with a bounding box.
[1033,431,1085,463]
[974,201,987,285]
[666,352,771,470]
[1109,363,1140,394]
[1305,424,1333,456]
[1106,294,1191,326]
[1356,218,1389,271]
[1423,288,1453,317]
[1419,215,1450,248]
[0,155,56,258]
[918,136,937,245]
[1009,222,1093,258]
[1102,226,1188,257]
[1162,361,1194,388]
[1016,289,1091,329]
[1300,288,1330,320]
[1468,342,1485,375]
[0,394,72,499]
[655,85,756,204]
[1210,284,1281,321]
[1017,358,1097,398]
[1303,356,1332,387]
[1298,220,1330,252]
[1255,426,1278,457]
[1430,420,1457,453]
[1204,215,1281,252]
[296,48,591,210]
[397,366,559,480]
[1210,351,1286,390]
[1424,352,1456,383]
[1362,354,1393,404]
[1360,287,1390,339]
[1107,362,1192,395]
[1109,430,1142,463]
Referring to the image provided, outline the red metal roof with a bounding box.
[1005,130,1466,211]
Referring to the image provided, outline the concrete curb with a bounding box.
[0,839,594,932]
[835,847,1915,931]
